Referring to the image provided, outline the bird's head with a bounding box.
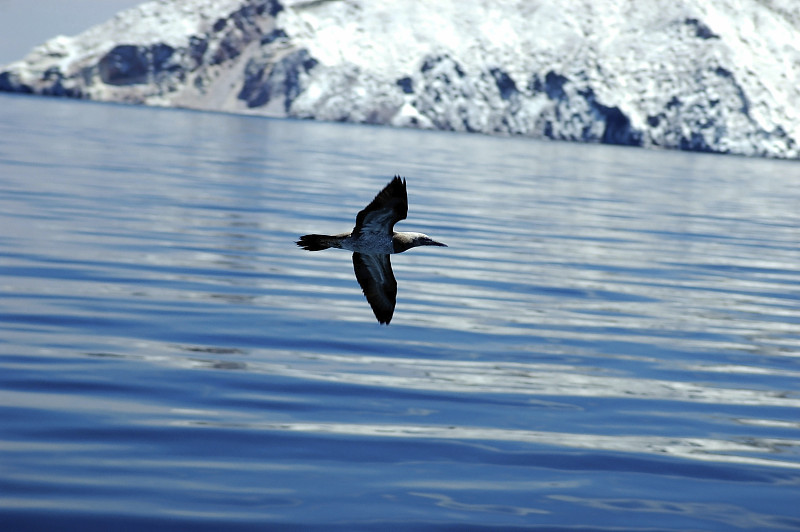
[393,232,448,253]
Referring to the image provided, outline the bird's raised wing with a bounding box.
[352,176,408,237]
[352,252,397,324]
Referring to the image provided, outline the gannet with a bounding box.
[297,176,447,324]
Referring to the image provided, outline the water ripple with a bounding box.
[2,94,800,529]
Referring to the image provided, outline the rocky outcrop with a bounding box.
[1,0,798,158]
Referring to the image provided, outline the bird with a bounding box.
[297,176,447,324]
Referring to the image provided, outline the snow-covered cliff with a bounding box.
[2,0,798,159]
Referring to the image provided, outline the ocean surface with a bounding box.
[1,93,799,531]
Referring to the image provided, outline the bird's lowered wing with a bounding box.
[352,175,408,237]
[352,252,397,324]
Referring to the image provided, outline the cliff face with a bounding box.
[2,0,798,159]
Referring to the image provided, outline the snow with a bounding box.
[1,0,798,158]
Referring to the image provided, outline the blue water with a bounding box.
[1,93,799,531]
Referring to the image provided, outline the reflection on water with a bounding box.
[79,347,799,471]
[1,94,800,529]
[176,351,800,409]
[176,419,800,470]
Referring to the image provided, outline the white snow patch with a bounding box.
[2,0,798,158]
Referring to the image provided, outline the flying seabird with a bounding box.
[297,176,447,324]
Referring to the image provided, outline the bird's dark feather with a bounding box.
[352,252,397,324]
[352,175,408,237]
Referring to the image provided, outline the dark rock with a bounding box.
[680,131,714,152]
[597,105,641,146]
[261,28,288,45]
[489,68,517,100]
[151,44,177,72]
[685,18,719,39]
[213,18,227,32]
[239,48,318,110]
[544,71,568,100]
[396,76,413,94]
[98,45,150,85]
[420,54,465,78]
[188,36,209,68]
[97,43,179,86]
[0,71,32,93]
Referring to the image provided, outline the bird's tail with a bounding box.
[296,234,341,251]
